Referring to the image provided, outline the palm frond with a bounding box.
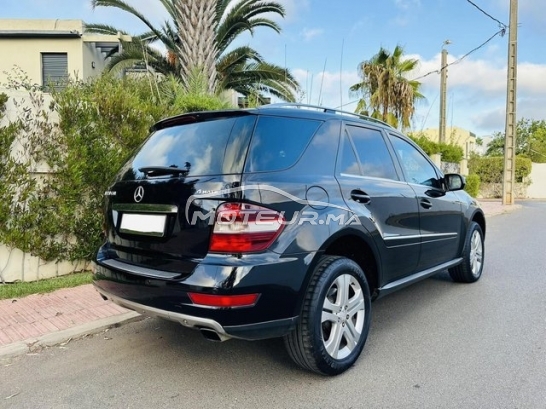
[216,0,284,53]
[84,23,127,35]
[91,0,170,46]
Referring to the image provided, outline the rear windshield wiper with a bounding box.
[138,166,189,177]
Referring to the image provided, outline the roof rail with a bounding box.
[260,103,394,129]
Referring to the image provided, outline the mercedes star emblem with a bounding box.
[134,186,145,203]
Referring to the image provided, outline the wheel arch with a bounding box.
[471,209,486,238]
[311,229,381,299]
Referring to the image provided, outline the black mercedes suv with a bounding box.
[94,103,486,375]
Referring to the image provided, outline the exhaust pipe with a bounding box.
[199,328,229,342]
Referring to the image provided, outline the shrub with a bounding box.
[464,174,480,198]
[0,92,8,113]
[408,133,464,163]
[0,71,233,263]
[438,142,464,163]
[408,134,438,156]
[173,92,231,112]
[468,156,532,184]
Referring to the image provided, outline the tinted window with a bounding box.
[347,126,398,180]
[244,116,321,172]
[338,132,361,175]
[129,116,255,178]
[390,135,441,188]
[298,121,341,176]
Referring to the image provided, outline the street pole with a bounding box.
[439,42,450,144]
[502,0,518,205]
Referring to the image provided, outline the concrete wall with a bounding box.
[0,245,90,283]
[527,163,546,199]
[0,19,83,32]
[82,41,109,80]
[478,183,529,199]
[0,37,84,84]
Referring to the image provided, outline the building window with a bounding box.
[41,53,68,91]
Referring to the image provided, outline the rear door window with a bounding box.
[244,116,321,172]
[346,125,399,180]
[129,115,256,178]
[337,132,361,176]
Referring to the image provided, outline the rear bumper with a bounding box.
[95,286,297,341]
[93,248,312,340]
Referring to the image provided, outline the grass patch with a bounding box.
[0,272,93,300]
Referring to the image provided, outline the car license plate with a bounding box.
[120,213,166,237]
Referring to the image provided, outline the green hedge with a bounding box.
[468,156,532,184]
[409,134,464,163]
[464,174,480,198]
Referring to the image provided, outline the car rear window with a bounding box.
[128,116,256,178]
[244,116,321,172]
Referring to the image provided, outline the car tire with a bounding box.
[284,255,372,376]
[449,222,485,283]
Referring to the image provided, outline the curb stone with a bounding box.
[0,311,142,359]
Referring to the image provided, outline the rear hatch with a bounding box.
[102,111,256,275]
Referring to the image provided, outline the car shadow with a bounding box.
[126,271,462,380]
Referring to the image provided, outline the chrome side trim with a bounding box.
[378,257,463,297]
[383,232,458,241]
[339,173,408,185]
[95,287,231,341]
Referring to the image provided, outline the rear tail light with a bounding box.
[209,202,285,253]
[188,292,260,308]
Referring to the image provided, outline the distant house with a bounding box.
[0,19,130,89]
[421,126,478,159]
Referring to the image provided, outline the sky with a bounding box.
[1,0,545,137]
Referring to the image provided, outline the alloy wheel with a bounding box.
[470,230,483,277]
[321,274,365,359]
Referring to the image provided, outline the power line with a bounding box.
[411,28,506,81]
[466,0,507,29]
[450,28,506,66]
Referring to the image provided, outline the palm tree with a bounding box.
[350,45,423,129]
[87,0,299,101]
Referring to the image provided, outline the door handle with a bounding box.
[350,190,371,204]
[420,199,432,209]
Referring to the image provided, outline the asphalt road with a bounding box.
[2,201,545,409]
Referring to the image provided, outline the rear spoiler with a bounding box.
[150,110,254,132]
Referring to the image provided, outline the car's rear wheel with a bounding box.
[449,221,485,283]
[284,256,371,376]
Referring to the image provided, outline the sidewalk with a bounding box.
[477,199,521,217]
[0,200,521,358]
[0,285,139,358]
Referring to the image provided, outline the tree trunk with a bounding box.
[174,0,218,94]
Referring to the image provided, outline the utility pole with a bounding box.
[439,41,450,144]
[502,0,518,205]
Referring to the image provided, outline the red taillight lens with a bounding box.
[209,202,285,253]
[188,293,260,308]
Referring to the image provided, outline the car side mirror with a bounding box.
[444,174,466,191]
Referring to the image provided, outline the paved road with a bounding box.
[1,202,545,409]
